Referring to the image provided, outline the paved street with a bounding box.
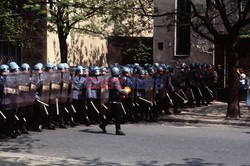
[0,123,250,166]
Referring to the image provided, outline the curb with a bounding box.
[160,117,250,127]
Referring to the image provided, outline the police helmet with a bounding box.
[34,63,43,71]
[157,66,164,73]
[134,63,140,68]
[63,63,69,70]
[45,62,54,70]
[167,65,174,72]
[147,67,155,74]
[21,63,30,71]
[9,63,19,72]
[122,67,130,75]
[94,66,100,76]
[111,67,120,77]
[101,67,108,73]
[181,63,187,69]
[9,62,17,67]
[139,69,146,75]
[57,63,65,70]
[153,63,159,68]
[82,67,89,75]
[0,64,9,73]
[76,65,84,71]
[89,65,95,75]
[189,63,196,69]
[144,63,149,69]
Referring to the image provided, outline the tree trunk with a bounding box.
[58,30,68,63]
[226,36,240,118]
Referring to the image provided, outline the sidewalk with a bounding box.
[160,101,250,127]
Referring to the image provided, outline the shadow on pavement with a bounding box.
[0,135,44,154]
[0,157,229,166]
[79,129,116,136]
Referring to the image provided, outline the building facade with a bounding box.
[153,0,214,65]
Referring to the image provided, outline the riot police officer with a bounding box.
[87,66,102,124]
[121,67,135,122]
[58,63,76,127]
[102,67,128,135]
[5,63,20,137]
[16,63,32,134]
[72,65,90,126]
[32,63,44,132]
[0,64,12,137]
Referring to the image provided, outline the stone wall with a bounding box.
[47,32,108,67]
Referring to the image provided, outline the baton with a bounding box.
[36,99,49,107]
[190,89,195,101]
[56,98,59,116]
[166,92,173,105]
[180,89,188,99]
[0,110,6,119]
[23,117,26,122]
[103,104,108,110]
[71,105,77,113]
[15,115,19,121]
[120,103,127,115]
[205,86,214,98]
[64,107,69,113]
[135,102,140,106]
[132,103,135,107]
[175,92,188,104]
[43,105,49,115]
[90,101,100,114]
[139,97,153,106]
[197,87,203,98]
[205,86,213,93]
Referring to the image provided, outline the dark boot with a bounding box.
[99,124,107,133]
[116,130,125,135]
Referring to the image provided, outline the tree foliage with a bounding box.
[0,0,46,44]
[45,0,153,62]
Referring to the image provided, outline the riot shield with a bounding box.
[98,74,111,106]
[49,71,61,104]
[2,73,19,110]
[29,71,39,105]
[144,75,155,102]
[159,73,167,97]
[40,72,51,104]
[60,70,70,103]
[18,71,31,107]
[67,71,74,103]
[130,74,138,102]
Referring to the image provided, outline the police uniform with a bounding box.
[106,67,127,135]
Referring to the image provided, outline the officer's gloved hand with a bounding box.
[121,90,128,96]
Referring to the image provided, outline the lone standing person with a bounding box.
[100,67,128,135]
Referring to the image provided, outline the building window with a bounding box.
[176,0,191,55]
[0,41,21,64]
[158,42,163,50]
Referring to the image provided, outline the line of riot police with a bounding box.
[0,61,216,138]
